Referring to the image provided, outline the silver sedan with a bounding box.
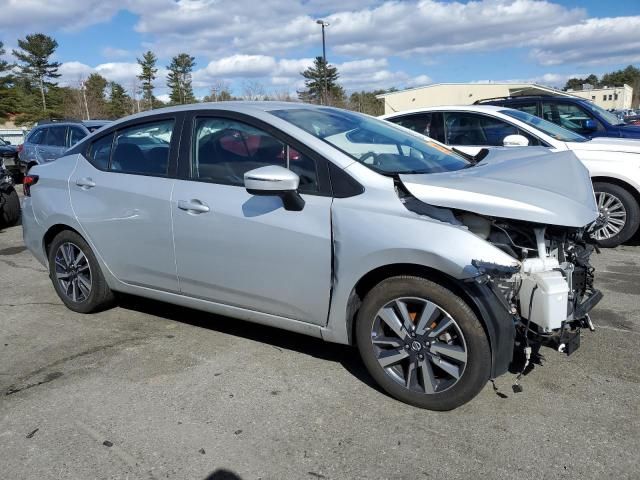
[22,102,601,410]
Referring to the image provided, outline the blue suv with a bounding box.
[477,95,640,139]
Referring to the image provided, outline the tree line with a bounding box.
[0,33,391,126]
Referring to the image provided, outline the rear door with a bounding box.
[69,114,182,291]
[171,112,333,325]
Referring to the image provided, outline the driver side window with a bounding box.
[192,118,319,193]
[444,112,538,146]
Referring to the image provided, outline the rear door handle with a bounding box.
[75,177,96,189]
[177,199,210,214]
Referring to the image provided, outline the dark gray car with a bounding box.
[18,120,110,172]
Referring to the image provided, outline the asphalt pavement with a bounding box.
[1,214,638,480]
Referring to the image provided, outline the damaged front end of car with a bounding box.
[396,148,603,379]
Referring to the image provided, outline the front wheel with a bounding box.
[355,276,491,410]
[592,182,640,248]
[0,186,21,227]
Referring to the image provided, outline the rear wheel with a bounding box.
[48,230,115,313]
[355,276,491,410]
[592,182,640,248]
[0,187,20,227]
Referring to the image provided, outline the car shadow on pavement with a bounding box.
[203,469,243,480]
[115,294,385,395]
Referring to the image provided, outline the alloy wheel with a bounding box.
[54,242,92,303]
[593,191,627,240]
[370,297,467,394]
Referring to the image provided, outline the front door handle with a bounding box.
[75,177,96,189]
[177,199,210,214]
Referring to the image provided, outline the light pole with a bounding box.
[316,19,329,105]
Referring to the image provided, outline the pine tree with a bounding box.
[298,56,345,106]
[84,73,108,118]
[137,50,158,110]
[0,41,19,120]
[167,53,196,104]
[12,33,61,114]
[107,82,131,119]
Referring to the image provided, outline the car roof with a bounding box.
[103,101,334,129]
[478,95,587,103]
[380,104,506,118]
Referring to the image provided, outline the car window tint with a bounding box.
[510,102,537,116]
[46,126,67,147]
[542,102,596,133]
[28,128,46,145]
[111,120,174,175]
[444,112,518,146]
[193,118,319,192]
[69,127,86,147]
[388,113,445,143]
[88,133,114,170]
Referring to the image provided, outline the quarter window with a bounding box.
[28,128,46,145]
[110,120,174,175]
[192,118,319,192]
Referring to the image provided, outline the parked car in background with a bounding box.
[18,120,110,172]
[22,102,601,410]
[476,95,640,139]
[0,155,20,228]
[382,105,640,247]
[0,137,20,181]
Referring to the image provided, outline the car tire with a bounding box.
[592,182,640,248]
[48,230,115,313]
[355,276,491,411]
[0,186,21,227]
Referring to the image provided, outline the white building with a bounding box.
[376,83,575,115]
[566,84,633,110]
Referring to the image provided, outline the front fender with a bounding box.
[322,194,519,346]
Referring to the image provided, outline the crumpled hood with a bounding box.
[568,137,640,154]
[400,149,598,227]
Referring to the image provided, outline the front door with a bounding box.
[69,117,180,292]
[172,115,332,325]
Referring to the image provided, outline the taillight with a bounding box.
[23,175,38,196]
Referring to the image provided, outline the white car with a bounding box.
[382,105,640,247]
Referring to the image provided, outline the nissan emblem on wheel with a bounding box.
[21,102,602,410]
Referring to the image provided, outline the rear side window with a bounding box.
[388,112,445,143]
[110,120,174,175]
[509,102,537,116]
[88,133,114,170]
[46,126,67,147]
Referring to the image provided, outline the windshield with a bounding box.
[501,109,589,143]
[271,108,469,175]
[582,101,624,126]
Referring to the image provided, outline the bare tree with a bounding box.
[241,80,266,101]
[203,80,234,102]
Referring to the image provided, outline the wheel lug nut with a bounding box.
[419,354,424,359]
[404,344,410,349]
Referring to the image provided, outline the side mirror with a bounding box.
[503,134,530,147]
[244,165,305,211]
[583,119,597,131]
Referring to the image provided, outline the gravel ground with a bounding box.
[0,211,638,480]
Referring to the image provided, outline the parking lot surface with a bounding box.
[1,217,638,480]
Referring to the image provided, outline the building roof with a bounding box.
[375,82,574,99]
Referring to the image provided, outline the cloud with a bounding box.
[530,16,640,66]
[102,47,132,59]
